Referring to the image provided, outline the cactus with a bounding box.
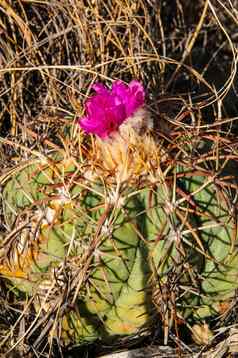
[1,80,238,347]
[179,172,238,320]
[2,145,238,344]
[0,149,155,341]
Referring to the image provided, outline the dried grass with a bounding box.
[0,0,238,357]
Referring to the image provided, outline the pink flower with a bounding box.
[78,80,145,139]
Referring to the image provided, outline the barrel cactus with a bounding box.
[1,80,238,348]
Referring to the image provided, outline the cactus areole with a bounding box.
[1,81,238,347]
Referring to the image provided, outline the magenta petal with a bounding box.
[86,94,115,119]
[129,81,145,102]
[78,80,145,139]
[80,117,107,138]
[111,102,126,125]
[129,80,144,92]
[112,80,128,97]
[112,80,145,117]
[79,116,100,132]
[92,82,108,95]
[123,81,144,116]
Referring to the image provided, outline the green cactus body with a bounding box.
[1,156,76,292]
[178,171,238,319]
[1,155,158,342]
[2,152,238,344]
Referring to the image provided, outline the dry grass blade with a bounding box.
[0,0,238,357]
